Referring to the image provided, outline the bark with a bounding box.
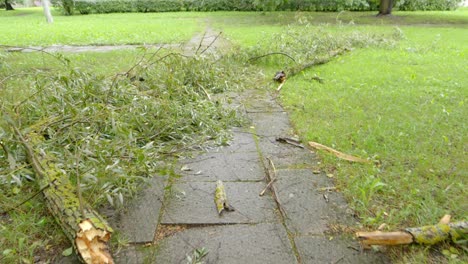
[378,0,393,16]
[5,0,14,10]
[356,215,468,248]
[10,124,114,264]
[41,0,54,24]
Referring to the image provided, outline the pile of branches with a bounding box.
[0,47,250,262]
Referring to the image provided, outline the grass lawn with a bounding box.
[0,8,205,46]
[1,7,467,264]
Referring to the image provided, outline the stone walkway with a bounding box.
[106,87,388,264]
[56,29,388,264]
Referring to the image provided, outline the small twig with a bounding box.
[248,52,296,63]
[259,177,277,196]
[197,83,212,101]
[200,32,223,55]
[75,146,85,216]
[195,31,207,54]
[0,179,57,215]
[262,157,288,218]
[276,137,304,149]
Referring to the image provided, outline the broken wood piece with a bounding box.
[259,177,277,196]
[308,141,369,163]
[356,231,413,248]
[214,180,234,215]
[276,137,304,148]
[276,80,286,92]
[356,215,468,248]
[273,70,286,83]
[439,214,451,225]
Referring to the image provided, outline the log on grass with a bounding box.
[11,126,114,264]
[356,215,468,248]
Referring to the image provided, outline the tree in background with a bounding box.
[42,0,53,23]
[4,0,14,10]
[378,0,394,15]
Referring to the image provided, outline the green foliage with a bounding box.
[0,48,253,261]
[0,10,202,46]
[396,0,463,11]
[65,0,382,14]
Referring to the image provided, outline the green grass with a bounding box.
[1,8,467,264]
[212,10,467,263]
[0,8,204,46]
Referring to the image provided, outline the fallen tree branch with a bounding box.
[7,117,114,264]
[248,52,296,63]
[308,141,369,163]
[276,137,304,149]
[356,215,468,248]
[287,48,350,78]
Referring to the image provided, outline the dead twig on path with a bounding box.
[276,137,304,149]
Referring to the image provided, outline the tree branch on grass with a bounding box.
[5,114,114,264]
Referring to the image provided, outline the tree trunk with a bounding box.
[41,0,54,24]
[10,123,114,264]
[378,0,393,16]
[5,0,14,10]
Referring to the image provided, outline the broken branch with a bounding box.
[214,180,234,215]
[308,141,369,163]
[7,117,114,264]
[357,215,468,248]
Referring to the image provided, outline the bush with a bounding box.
[396,0,463,11]
[59,0,463,15]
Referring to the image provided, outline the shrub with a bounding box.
[396,0,463,11]
[59,0,464,15]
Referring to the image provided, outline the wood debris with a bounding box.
[276,137,304,148]
[356,215,468,249]
[308,141,369,163]
[214,180,234,215]
[8,119,114,264]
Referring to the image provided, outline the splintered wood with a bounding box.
[356,215,468,248]
[308,141,369,163]
[76,220,113,264]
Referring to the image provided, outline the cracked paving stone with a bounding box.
[295,235,389,264]
[274,169,353,235]
[114,175,167,243]
[154,223,297,264]
[161,182,280,224]
[177,151,264,182]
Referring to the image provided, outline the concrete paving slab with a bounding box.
[257,137,319,169]
[115,244,158,264]
[274,170,353,235]
[177,151,265,182]
[208,129,258,153]
[249,111,293,137]
[154,223,297,264]
[116,175,167,243]
[295,235,389,264]
[161,182,280,224]
[241,90,284,113]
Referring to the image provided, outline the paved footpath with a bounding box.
[109,87,388,264]
[57,30,388,264]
